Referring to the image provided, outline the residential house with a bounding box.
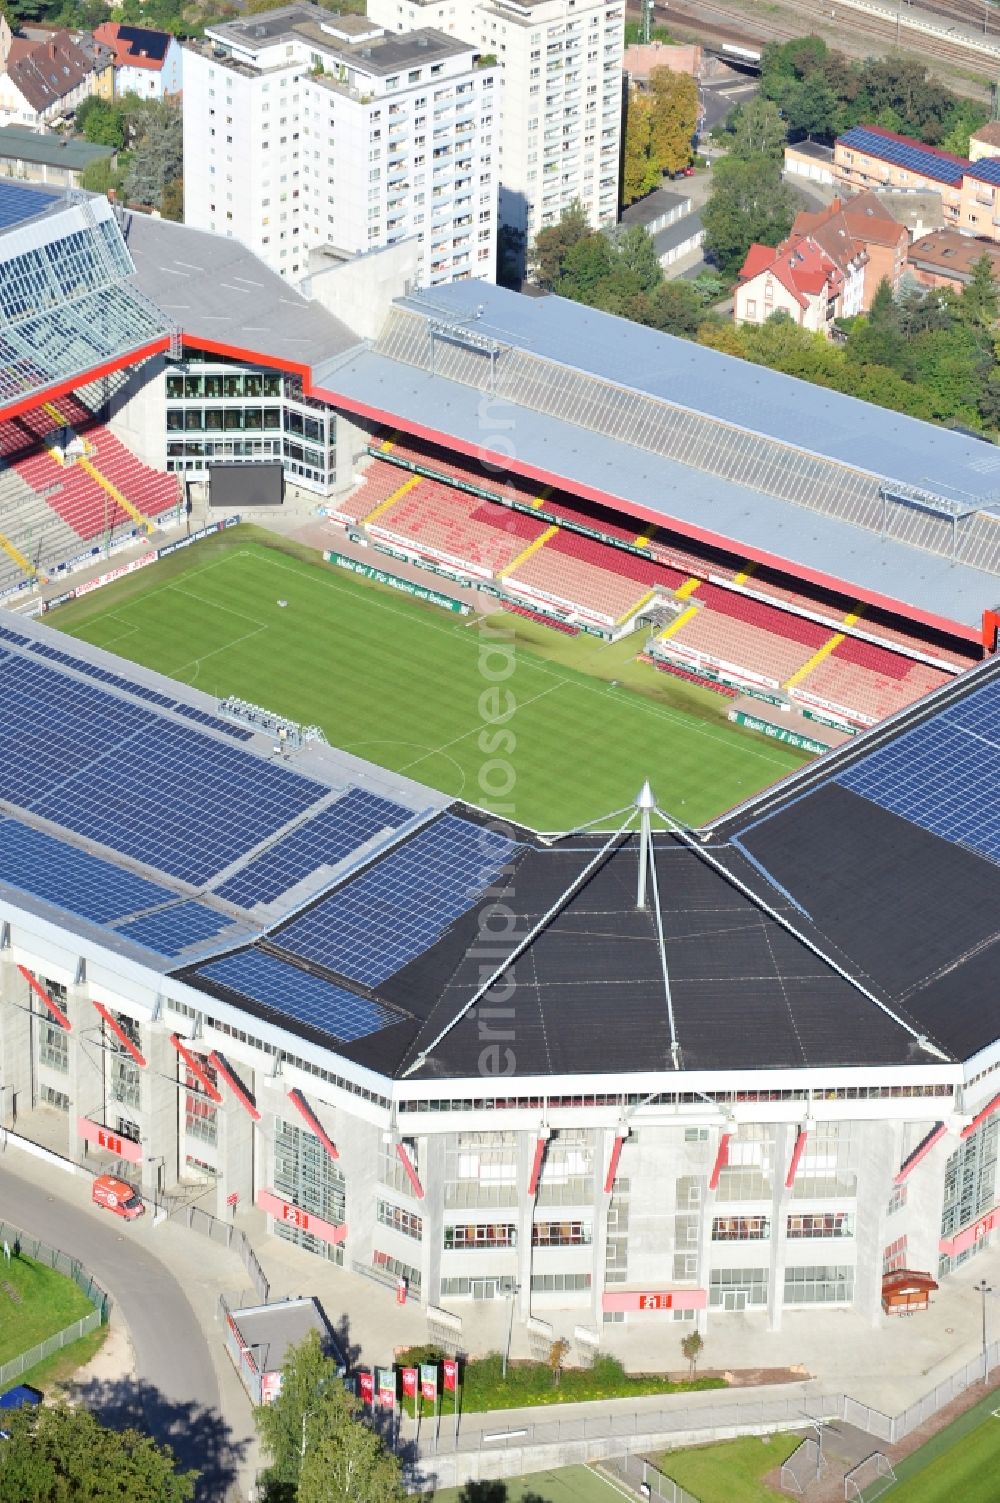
[0,24,99,130]
[968,121,1000,164]
[833,125,966,227]
[735,236,844,333]
[92,23,183,100]
[791,192,908,310]
[906,228,1000,291]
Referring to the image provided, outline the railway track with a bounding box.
[659,0,995,88]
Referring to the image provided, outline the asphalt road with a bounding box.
[0,1159,221,1465]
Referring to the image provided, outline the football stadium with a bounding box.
[3,176,1000,1341]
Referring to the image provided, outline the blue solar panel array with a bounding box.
[25,639,253,738]
[215,788,415,907]
[0,818,174,925]
[838,126,967,186]
[196,948,400,1042]
[0,182,59,231]
[115,901,241,957]
[272,814,518,986]
[836,677,1000,863]
[0,651,328,884]
[968,159,1000,187]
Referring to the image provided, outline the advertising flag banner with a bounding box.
[358,1371,374,1407]
[401,1367,418,1400]
[420,1363,438,1402]
[443,1358,458,1392]
[377,1367,396,1408]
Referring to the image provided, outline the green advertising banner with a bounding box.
[729,710,827,755]
[324,551,469,614]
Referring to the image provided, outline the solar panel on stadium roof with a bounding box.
[115,900,242,957]
[195,948,400,1043]
[173,702,254,741]
[0,625,29,647]
[0,182,59,231]
[31,718,328,886]
[215,788,415,908]
[0,817,174,924]
[836,678,1000,863]
[271,814,518,986]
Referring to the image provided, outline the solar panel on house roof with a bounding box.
[271,814,518,986]
[114,900,242,957]
[0,181,59,231]
[0,818,174,925]
[195,948,400,1043]
[837,126,966,185]
[969,158,1000,186]
[836,675,1000,862]
[215,788,415,908]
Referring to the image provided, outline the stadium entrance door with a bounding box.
[472,1280,498,1300]
[722,1290,748,1312]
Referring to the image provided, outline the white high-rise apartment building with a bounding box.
[368,0,624,260]
[182,4,499,288]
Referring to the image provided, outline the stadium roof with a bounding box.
[120,209,360,374]
[0,611,998,1080]
[314,285,1000,642]
[0,188,171,421]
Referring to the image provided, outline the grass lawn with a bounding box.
[0,1254,95,1367]
[652,1434,801,1503]
[397,1351,724,1416]
[431,1463,625,1502]
[1,1325,108,1398]
[876,1387,1000,1502]
[48,527,809,832]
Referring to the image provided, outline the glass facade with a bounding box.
[164,356,336,493]
[273,1118,346,1263]
[783,1265,855,1305]
[941,1115,999,1242]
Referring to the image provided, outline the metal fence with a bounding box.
[888,1336,1000,1442]
[185,1206,269,1304]
[608,1452,701,1503]
[414,1390,845,1460]
[0,1220,111,1389]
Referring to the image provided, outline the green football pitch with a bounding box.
[430,1463,625,1502]
[48,527,809,832]
[866,1387,1000,1502]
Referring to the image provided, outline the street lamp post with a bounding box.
[502,1281,521,1381]
[975,1279,993,1383]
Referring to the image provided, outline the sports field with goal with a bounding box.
[48,526,808,832]
[865,1386,1000,1503]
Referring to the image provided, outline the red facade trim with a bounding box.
[209,1051,261,1121]
[0,338,170,424]
[287,1088,339,1160]
[17,965,71,1030]
[785,1128,808,1189]
[528,1136,547,1197]
[92,1000,146,1067]
[604,1134,624,1195]
[395,1142,424,1200]
[309,386,981,646]
[170,1034,223,1103]
[961,1093,1000,1140]
[708,1131,731,1192]
[894,1121,948,1184]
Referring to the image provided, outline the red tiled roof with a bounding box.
[92,21,168,71]
[739,235,843,309]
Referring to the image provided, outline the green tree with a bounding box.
[622,87,658,206]
[0,1402,196,1502]
[75,95,126,150]
[256,1329,336,1501]
[723,97,787,162]
[648,67,698,178]
[960,255,1000,332]
[124,98,183,210]
[642,279,706,336]
[701,156,797,278]
[681,1330,704,1379]
[530,200,590,288]
[297,1389,405,1503]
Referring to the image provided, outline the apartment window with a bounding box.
[746,298,757,317]
[39,1021,68,1072]
[784,1265,854,1305]
[786,1212,854,1240]
[444,1223,516,1249]
[712,1215,769,1241]
[376,1200,423,1240]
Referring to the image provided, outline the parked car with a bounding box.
[92,1174,144,1220]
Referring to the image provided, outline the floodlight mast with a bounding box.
[635,779,656,910]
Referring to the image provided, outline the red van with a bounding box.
[92,1175,144,1220]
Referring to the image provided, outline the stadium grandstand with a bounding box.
[6,178,1000,1341]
